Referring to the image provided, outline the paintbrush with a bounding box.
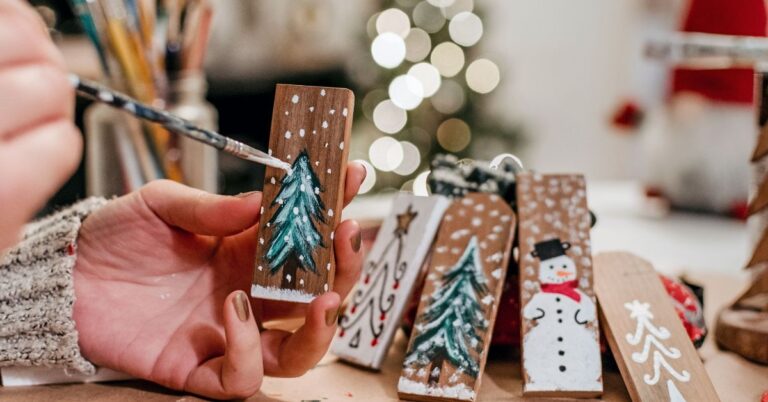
[70,74,292,172]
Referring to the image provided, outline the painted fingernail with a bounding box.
[325,306,341,327]
[234,291,251,322]
[350,229,362,253]
[235,191,259,199]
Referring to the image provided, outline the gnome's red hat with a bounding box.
[671,0,767,104]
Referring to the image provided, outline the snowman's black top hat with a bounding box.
[531,238,571,260]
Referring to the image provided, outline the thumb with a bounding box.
[185,291,264,399]
[140,180,262,236]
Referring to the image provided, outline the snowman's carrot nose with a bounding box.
[556,271,571,277]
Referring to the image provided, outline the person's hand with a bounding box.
[0,1,82,250]
[73,163,366,399]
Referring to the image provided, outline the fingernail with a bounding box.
[325,306,341,327]
[233,291,251,322]
[235,191,259,199]
[350,229,362,253]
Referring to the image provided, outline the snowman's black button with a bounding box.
[559,365,566,372]
[558,350,565,356]
[556,297,561,302]
[558,319,563,323]
[557,337,563,342]
[557,309,562,314]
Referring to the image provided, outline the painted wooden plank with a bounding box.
[594,252,720,402]
[331,194,450,369]
[398,193,515,402]
[516,173,602,397]
[252,84,354,303]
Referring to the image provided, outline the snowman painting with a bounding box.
[522,238,602,392]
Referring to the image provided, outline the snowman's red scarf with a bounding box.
[541,280,581,302]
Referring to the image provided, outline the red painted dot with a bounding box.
[66,243,75,255]
[380,313,386,321]
[371,338,378,346]
[393,281,399,289]
[339,330,345,337]
[351,306,357,314]
[364,275,370,284]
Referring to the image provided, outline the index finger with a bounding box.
[343,161,366,207]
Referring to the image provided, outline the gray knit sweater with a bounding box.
[0,198,107,375]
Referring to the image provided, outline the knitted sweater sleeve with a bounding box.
[0,197,108,375]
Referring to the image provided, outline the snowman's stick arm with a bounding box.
[646,32,768,69]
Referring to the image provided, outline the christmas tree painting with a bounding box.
[265,149,326,289]
[404,236,489,387]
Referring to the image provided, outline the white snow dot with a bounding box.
[339,142,344,150]
[471,218,482,227]
[315,161,320,166]
[299,128,306,137]
[314,187,320,194]
[291,94,299,103]
[300,278,305,285]
[277,199,284,205]
[326,263,331,271]
[300,184,306,192]
[258,265,263,271]
[343,108,348,117]
[491,268,502,279]
[313,129,317,135]
[324,284,329,291]
[284,111,289,115]
[268,148,273,156]
[260,206,264,214]
[325,142,329,148]
[259,237,264,245]
[309,106,315,112]
[327,168,332,174]
[286,274,292,283]
[321,89,327,96]
[286,154,291,160]
[299,255,304,261]
[266,222,271,228]
[322,120,329,129]
[303,215,308,222]
[331,231,335,240]
[293,207,299,215]
[328,209,334,217]
[306,174,311,179]
[330,109,336,115]
[270,177,276,185]
[284,235,289,242]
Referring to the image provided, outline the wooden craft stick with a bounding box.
[594,252,720,402]
[252,84,354,303]
[516,173,602,397]
[398,194,515,402]
[332,194,450,370]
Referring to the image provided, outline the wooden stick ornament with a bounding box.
[251,84,354,303]
[516,172,602,397]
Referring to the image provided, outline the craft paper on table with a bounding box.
[594,252,720,402]
[516,173,602,397]
[332,194,450,370]
[252,84,354,303]
[398,194,515,402]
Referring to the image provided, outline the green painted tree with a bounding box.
[266,150,325,289]
[404,236,489,386]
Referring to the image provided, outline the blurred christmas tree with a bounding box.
[348,0,525,193]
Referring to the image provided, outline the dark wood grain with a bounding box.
[398,194,516,402]
[594,252,720,402]
[251,84,354,303]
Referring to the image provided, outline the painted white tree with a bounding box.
[625,300,691,402]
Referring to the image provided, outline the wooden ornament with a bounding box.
[398,194,515,402]
[516,173,602,397]
[331,194,451,369]
[594,252,720,402]
[251,84,354,303]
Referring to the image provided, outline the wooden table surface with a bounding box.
[1,273,766,401]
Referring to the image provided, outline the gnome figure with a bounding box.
[522,239,601,390]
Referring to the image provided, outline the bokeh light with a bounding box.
[431,79,466,114]
[376,8,411,37]
[466,58,500,93]
[408,62,442,97]
[413,1,445,34]
[371,32,406,69]
[437,118,472,152]
[427,0,455,7]
[362,89,388,122]
[394,141,422,175]
[369,137,405,172]
[448,12,483,47]
[373,100,408,134]
[430,42,465,77]
[354,160,377,194]
[413,170,432,196]
[441,0,473,18]
[389,75,425,110]
[405,28,432,62]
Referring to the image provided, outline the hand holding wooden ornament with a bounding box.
[252,84,354,303]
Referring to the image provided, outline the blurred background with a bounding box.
[36,0,762,223]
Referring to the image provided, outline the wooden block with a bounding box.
[331,194,450,369]
[398,194,515,402]
[594,252,720,402]
[251,84,354,303]
[516,173,602,397]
